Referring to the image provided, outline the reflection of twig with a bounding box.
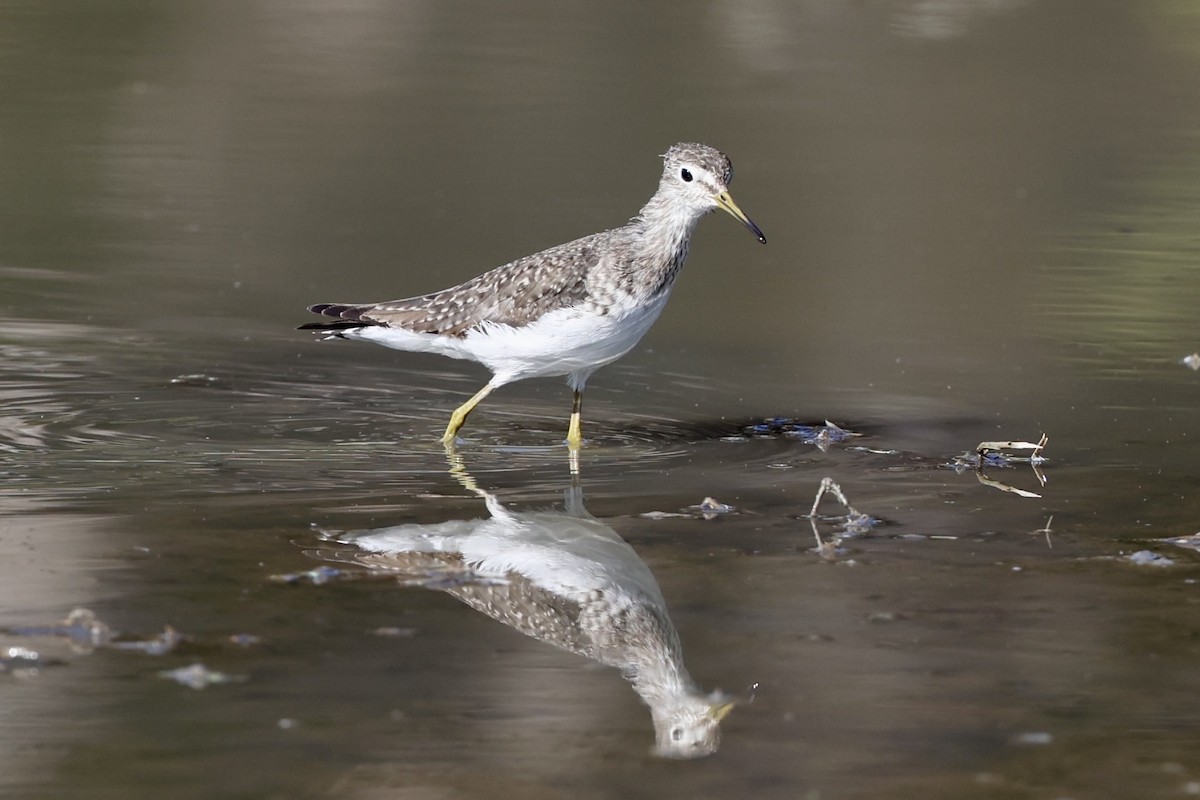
[1031,461,1047,487]
[975,471,1042,498]
[1032,514,1054,549]
[973,433,1049,498]
[806,478,876,558]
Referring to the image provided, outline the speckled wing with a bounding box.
[340,548,651,667]
[304,231,613,337]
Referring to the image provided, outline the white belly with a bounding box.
[349,292,672,388]
[468,292,672,385]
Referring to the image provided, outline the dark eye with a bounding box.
[671,727,684,741]
[680,168,693,182]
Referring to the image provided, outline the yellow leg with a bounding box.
[566,389,584,450]
[441,383,495,445]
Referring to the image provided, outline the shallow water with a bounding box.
[3,1,1200,798]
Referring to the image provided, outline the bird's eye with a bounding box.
[671,727,684,741]
[680,168,693,182]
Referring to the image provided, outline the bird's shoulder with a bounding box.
[361,228,626,335]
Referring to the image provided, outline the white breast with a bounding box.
[461,291,673,385]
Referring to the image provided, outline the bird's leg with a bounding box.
[566,389,584,450]
[441,383,496,445]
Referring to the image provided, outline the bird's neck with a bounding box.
[621,624,697,704]
[630,662,698,704]
[627,192,705,297]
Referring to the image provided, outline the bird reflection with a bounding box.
[313,456,734,758]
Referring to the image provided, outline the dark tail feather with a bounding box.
[297,320,368,331]
[299,302,379,331]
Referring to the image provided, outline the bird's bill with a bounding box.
[710,699,738,722]
[715,191,767,244]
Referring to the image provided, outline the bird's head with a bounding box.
[660,142,766,244]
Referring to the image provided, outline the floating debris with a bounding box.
[848,446,901,456]
[698,496,735,514]
[949,434,1049,498]
[687,496,737,520]
[1159,533,1200,553]
[1182,353,1200,371]
[641,497,741,521]
[1124,550,1175,568]
[805,477,881,557]
[741,419,860,450]
[638,510,693,520]
[111,625,186,656]
[953,434,1049,469]
[2,609,257,679]
[2,608,113,651]
[158,663,246,690]
[977,435,1049,462]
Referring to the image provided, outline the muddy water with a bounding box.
[2,1,1200,798]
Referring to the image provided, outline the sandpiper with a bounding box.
[314,462,736,758]
[301,143,765,448]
